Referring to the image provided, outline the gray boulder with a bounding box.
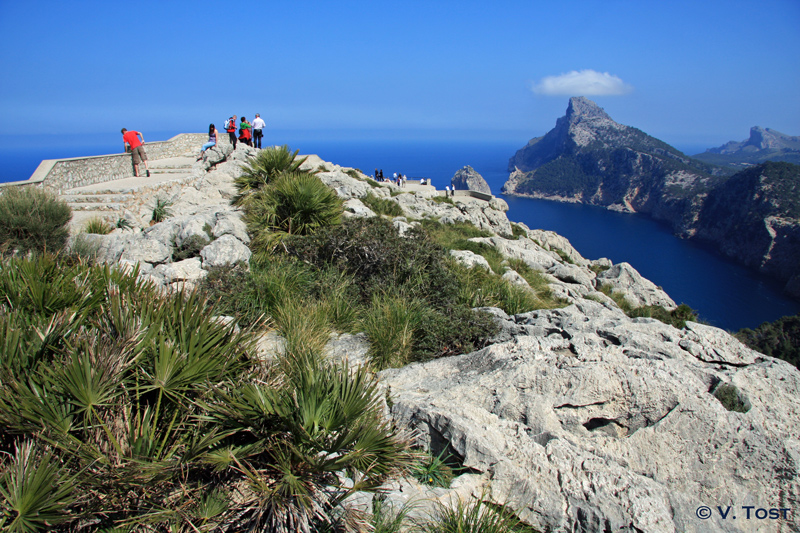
[201,143,233,169]
[450,249,492,271]
[200,234,251,268]
[451,165,491,194]
[151,257,206,284]
[119,236,172,265]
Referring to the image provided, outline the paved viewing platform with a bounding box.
[0,134,496,229]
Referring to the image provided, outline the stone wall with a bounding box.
[0,133,223,193]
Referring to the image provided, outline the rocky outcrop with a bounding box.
[451,165,491,194]
[380,300,800,532]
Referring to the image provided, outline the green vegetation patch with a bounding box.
[0,187,71,256]
[736,312,800,369]
[361,192,404,217]
[0,254,410,531]
[712,383,750,413]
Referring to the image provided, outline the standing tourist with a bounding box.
[252,113,265,149]
[226,115,238,150]
[239,117,252,147]
[121,128,150,177]
[197,123,218,160]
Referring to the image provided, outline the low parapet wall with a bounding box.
[0,133,215,193]
[454,189,493,201]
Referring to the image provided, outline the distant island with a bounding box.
[503,97,800,299]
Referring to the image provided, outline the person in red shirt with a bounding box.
[121,128,151,177]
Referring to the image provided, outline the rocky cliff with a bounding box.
[693,161,800,294]
[503,97,800,298]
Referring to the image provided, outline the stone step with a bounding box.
[67,202,127,212]
[61,193,132,203]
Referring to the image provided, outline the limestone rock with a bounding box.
[200,234,251,268]
[211,213,250,243]
[151,257,206,284]
[201,143,233,169]
[343,198,376,218]
[451,165,491,194]
[119,236,172,265]
[450,249,492,271]
[596,262,676,309]
[380,300,800,532]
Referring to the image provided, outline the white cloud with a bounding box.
[532,70,633,96]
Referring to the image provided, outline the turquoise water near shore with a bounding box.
[1,136,798,331]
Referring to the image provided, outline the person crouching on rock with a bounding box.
[198,124,218,160]
[121,128,150,177]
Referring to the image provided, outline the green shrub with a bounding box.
[67,233,101,264]
[629,303,698,329]
[0,187,71,256]
[712,383,750,413]
[736,313,800,369]
[287,217,457,305]
[411,450,455,488]
[150,197,172,224]
[510,223,527,239]
[411,305,498,361]
[432,195,455,205]
[362,291,423,369]
[200,257,316,327]
[361,192,404,217]
[172,233,210,262]
[419,496,532,533]
[244,172,344,253]
[82,216,114,235]
[234,144,308,205]
[115,217,132,230]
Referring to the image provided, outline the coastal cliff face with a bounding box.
[503,97,800,297]
[693,161,800,292]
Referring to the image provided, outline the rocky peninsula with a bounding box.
[503,97,800,299]
[65,139,800,532]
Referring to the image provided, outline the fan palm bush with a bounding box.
[0,254,410,532]
[233,144,309,205]
[244,172,344,252]
[0,186,71,256]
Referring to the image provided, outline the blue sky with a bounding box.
[1,0,798,152]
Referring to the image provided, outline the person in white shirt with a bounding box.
[252,113,266,149]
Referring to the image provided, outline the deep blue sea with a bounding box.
[2,134,798,331]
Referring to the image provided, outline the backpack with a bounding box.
[225,118,235,132]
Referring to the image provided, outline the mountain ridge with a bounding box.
[693,126,800,168]
[503,97,800,298]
